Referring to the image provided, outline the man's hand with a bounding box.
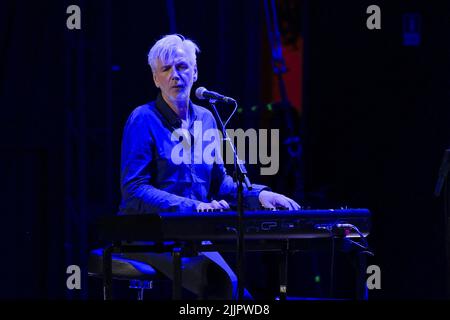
[197,200,230,211]
[258,190,301,210]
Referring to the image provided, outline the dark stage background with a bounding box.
[0,0,449,299]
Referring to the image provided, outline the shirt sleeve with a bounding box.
[210,162,270,209]
[120,108,201,214]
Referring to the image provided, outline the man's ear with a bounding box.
[153,73,160,88]
[193,65,198,82]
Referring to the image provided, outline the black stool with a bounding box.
[88,248,161,300]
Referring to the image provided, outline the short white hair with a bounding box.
[148,34,200,73]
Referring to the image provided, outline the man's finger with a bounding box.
[285,197,301,210]
[211,200,222,209]
[291,200,301,210]
[271,195,288,209]
[282,198,295,210]
[262,201,276,209]
[278,196,301,210]
[218,200,230,209]
[197,203,214,211]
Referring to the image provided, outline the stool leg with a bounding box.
[130,280,153,300]
[172,248,182,300]
[137,288,144,301]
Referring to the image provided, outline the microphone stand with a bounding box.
[208,99,252,300]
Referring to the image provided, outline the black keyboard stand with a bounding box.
[100,238,370,300]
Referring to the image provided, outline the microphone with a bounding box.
[195,87,236,104]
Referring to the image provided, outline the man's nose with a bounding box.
[169,68,180,80]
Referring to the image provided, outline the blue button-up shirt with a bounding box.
[118,94,267,214]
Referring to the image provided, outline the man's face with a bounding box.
[153,47,198,104]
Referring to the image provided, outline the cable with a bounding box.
[334,223,374,256]
[223,100,238,129]
[316,222,374,298]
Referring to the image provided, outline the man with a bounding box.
[119,34,300,299]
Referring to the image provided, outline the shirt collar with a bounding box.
[155,93,197,129]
